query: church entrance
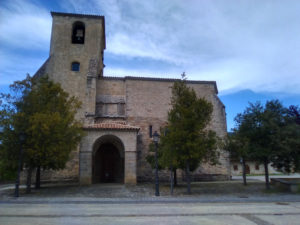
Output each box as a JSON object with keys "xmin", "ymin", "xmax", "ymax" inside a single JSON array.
[{"xmin": 92, "ymin": 135, "xmax": 124, "ymax": 183}]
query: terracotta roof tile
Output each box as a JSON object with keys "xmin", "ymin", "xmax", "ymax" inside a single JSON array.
[{"xmin": 83, "ymin": 122, "xmax": 140, "ymax": 131}]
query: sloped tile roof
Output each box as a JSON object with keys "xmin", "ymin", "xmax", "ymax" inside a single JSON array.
[{"xmin": 83, "ymin": 123, "xmax": 140, "ymax": 131}]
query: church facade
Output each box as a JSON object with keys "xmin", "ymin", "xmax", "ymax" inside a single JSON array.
[{"xmin": 35, "ymin": 12, "xmax": 230, "ymax": 185}]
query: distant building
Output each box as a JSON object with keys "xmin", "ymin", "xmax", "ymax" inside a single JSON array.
[
  {"xmin": 34, "ymin": 12, "xmax": 230, "ymax": 185},
  {"xmin": 231, "ymin": 160, "xmax": 280, "ymax": 176}
]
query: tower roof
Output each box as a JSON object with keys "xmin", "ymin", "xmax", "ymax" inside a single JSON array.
[{"xmin": 51, "ymin": 11, "xmax": 104, "ymax": 19}]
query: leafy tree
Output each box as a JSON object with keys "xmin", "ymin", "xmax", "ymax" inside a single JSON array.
[
  {"xmin": 271, "ymin": 105, "xmax": 300, "ymax": 173},
  {"xmin": 288, "ymin": 105, "xmax": 300, "ymax": 125},
  {"xmin": 225, "ymin": 130, "xmax": 250, "ymax": 185},
  {"xmin": 158, "ymin": 74, "xmax": 220, "ymax": 194},
  {"xmin": 233, "ymin": 100, "xmax": 300, "ymax": 189},
  {"xmin": 0, "ymin": 80, "xmax": 30, "ymax": 182},
  {"xmin": 0, "ymin": 75, "xmax": 84, "ymax": 192},
  {"xmin": 146, "ymin": 129, "xmax": 193, "ymax": 190}
]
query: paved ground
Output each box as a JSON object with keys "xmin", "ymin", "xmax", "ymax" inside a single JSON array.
[
  {"xmin": 1, "ymin": 179, "xmax": 300, "ymax": 224},
  {"xmin": 1, "ymin": 179, "xmax": 297, "ymax": 199},
  {"xmin": 1, "ymin": 201, "xmax": 300, "ymax": 225}
]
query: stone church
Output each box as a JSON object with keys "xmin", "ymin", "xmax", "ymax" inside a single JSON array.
[{"xmin": 34, "ymin": 12, "xmax": 230, "ymax": 185}]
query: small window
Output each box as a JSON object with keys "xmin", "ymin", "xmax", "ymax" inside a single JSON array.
[
  {"xmin": 255, "ymin": 164, "xmax": 260, "ymax": 170},
  {"xmin": 72, "ymin": 21, "xmax": 85, "ymax": 44},
  {"xmin": 233, "ymin": 165, "xmax": 238, "ymax": 171},
  {"xmin": 71, "ymin": 62, "xmax": 80, "ymax": 71},
  {"xmin": 149, "ymin": 125, "xmax": 153, "ymax": 138}
]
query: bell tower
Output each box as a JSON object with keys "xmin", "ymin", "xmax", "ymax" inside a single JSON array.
[{"xmin": 47, "ymin": 12, "xmax": 106, "ymax": 123}]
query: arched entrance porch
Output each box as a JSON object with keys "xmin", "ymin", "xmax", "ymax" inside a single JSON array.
[
  {"xmin": 80, "ymin": 125, "xmax": 139, "ymax": 185},
  {"xmin": 92, "ymin": 135, "xmax": 124, "ymax": 183}
]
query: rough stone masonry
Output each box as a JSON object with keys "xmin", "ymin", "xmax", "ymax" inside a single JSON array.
[{"xmin": 33, "ymin": 11, "xmax": 230, "ymax": 185}]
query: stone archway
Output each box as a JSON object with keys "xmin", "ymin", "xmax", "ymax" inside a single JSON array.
[
  {"xmin": 92, "ymin": 135, "xmax": 124, "ymax": 183},
  {"xmin": 79, "ymin": 127, "xmax": 138, "ymax": 185}
]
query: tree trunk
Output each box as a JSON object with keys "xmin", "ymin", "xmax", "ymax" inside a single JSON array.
[
  {"xmin": 174, "ymin": 169, "xmax": 177, "ymax": 186},
  {"xmin": 26, "ymin": 167, "xmax": 33, "ymax": 194},
  {"xmin": 264, "ymin": 159, "xmax": 270, "ymax": 190},
  {"xmin": 186, "ymin": 160, "xmax": 191, "ymax": 194},
  {"xmin": 35, "ymin": 166, "xmax": 41, "ymax": 189},
  {"xmin": 170, "ymin": 165, "xmax": 174, "ymax": 195},
  {"xmin": 241, "ymin": 158, "xmax": 247, "ymax": 186}
]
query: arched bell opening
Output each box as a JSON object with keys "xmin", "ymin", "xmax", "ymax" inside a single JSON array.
[
  {"xmin": 72, "ymin": 21, "xmax": 85, "ymax": 44},
  {"xmin": 92, "ymin": 135, "xmax": 124, "ymax": 183}
]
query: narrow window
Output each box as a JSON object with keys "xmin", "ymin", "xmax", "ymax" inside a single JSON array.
[
  {"xmin": 149, "ymin": 125, "xmax": 153, "ymax": 138},
  {"xmin": 233, "ymin": 165, "xmax": 238, "ymax": 171},
  {"xmin": 255, "ymin": 164, "xmax": 260, "ymax": 170},
  {"xmin": 72, "ymin": 21, "xmax": 85, "ymax": 44},
  {"xmin": 71, "ymin": 62, "xmax": 80, "ymax": 71}
]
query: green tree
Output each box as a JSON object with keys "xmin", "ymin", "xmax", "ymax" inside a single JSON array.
[
  {"xmin": 225, "ymin": 130, "xmax": 250, "ymax": 185},
  {"xmin": 233, "ymin": 100, "xmax": 300, "ymax": 189},
  {"xmin": 158, "ymin": 74, "xmax": 220, "ymax": 194},
  {"xmin": 288, "ymin": 105, "xmax": 300, "ymax": 125},
  {"xmin": 271, "ymin": 105, "xmax": 300, "ymax": 173},
  {"xmin": 0, "ymin": 75, "xmax": 84, "ymax": 192}
]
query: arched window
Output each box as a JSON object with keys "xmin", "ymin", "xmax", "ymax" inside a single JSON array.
[
  {"xmin": 72, "ymin": 21, "xmax": 85, "ymax": 44},
  {"xmin": 71, "ymin": 62, "xmax": 80, "ymax": 71}
]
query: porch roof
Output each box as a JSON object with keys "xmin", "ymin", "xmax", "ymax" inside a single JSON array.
[{"xmin": 83, "ymin": 122, "xmax": 140, "ymax": 131}]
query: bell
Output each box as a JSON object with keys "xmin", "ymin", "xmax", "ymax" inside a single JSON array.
[{"xmin": 76, "ymin": 29, "xmax": 83, "ymax": 37}]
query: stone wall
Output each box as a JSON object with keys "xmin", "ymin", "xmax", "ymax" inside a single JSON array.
[
  {"xmin": 20, "ymin": 147, "xmax": 79, "ymax": 184},
  {"xmin": 33, "ymin": 12, "xmax": 229, "ymax": 184},
  {"xmin": 47, "ymin": 14, "xmax": 105, "ymax": 123},
  {"xmin": 96, "ymin": 78, "xmax": 125, "ymax": 96},
  {"xmin": 34, "ymin": 13, "xmax": 106, "ymax": 182},
  {"xmin": 231, "ymin": 161, "xmax": 280, "ymax": 176},
  {"xmin": 123, "ymin": 78, "xmax": 230, "ymax": 182},
  {"xmin": 30, "ymin": 75, "xmax": 229, "ymax": 183}
]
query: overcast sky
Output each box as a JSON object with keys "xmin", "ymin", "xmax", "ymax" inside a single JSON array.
[{"xmin": 1, "ymin": 0, "xmax": 299, "ymax": 130}]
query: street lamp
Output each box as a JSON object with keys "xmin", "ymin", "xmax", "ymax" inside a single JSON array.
[
  {"xmin": 15, "ymin": 132, "xmax": 26, "ymax": 197},
  {"xmin": 163, "ymin": 128, "xmax": 174, "ymax": 195},
  {"xmin": 153, "ymin": 131, "xmax": 160, "ymax": 196}
]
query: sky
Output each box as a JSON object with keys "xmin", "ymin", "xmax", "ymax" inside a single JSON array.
[{"xmin": 1, "ymin": 0, "xmax": 300, "ymax": 130}]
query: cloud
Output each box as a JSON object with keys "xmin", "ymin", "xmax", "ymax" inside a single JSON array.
[
  {"xmin": 0, "ymin": 49, "xmax": 46, "ymax": 85},
  {"xmin": 2, "ymin": 0, "xmax": 300, "ymax": 95},
  {"xmin": 0, "ymin": 0, "xmax": 51, "ymax": 50},
  {"xmin": 0, "ymin": 0, "xmax": 51, "ymax": 85},
  {"xmin": 104, "ymin": 65, "xmax": 182, "ymax": 79},
  {"xmin": 61, "ymin": 0, "xmax": 300, "ymax": 94}
]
